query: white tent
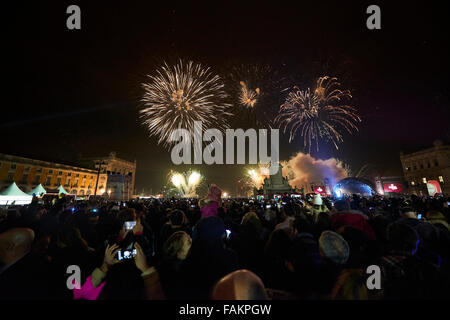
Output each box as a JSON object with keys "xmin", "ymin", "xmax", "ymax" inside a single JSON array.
[
  {"xmin": 28, "ymin": 184, "xmax": 47, "ymax": 197},
  {"xmin": 0, "ymin": 182, "xmax": 33, "ymax": 205},
  {"xmin": 57, "ymin": 185, "xmax": 69, "ymax": 195}
]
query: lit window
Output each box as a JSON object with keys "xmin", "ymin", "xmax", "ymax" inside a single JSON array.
[
  {"xmin": 422, "ymin": 178, "xmax": 427, "ymax": 183},
  {"xmin": 439, "ymin": 176, "xmax": 444, "ymax": 183}
]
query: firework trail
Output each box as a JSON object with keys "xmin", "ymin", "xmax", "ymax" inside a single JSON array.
[
  {"xmin": 275, "ymin": 76, "xmax": 361, "ymax": 153},
  {"xmin": 169, "ymin": 170, "xmax": 203, "ymax": 198},
  {"xmin": 140, "ymin": 60, "xmax": 232, "ymax": 148},
  {"xmin": 226, "ymin": 64, "xmax": 284, "ymax": 129}
]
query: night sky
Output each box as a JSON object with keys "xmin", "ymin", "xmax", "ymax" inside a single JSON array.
[{"xmin": 2, "ymin": 1, "xmax": 449, "ymax": 194}]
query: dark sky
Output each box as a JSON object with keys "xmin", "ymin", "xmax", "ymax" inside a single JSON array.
[{"xmin": 2, "ymin": 1, "xmax": 449, "ymax": 194}]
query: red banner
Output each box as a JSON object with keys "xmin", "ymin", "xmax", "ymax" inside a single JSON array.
[
  {"xmin": 427, "ymin": 180, "xmax": 441, "ymax": 196},
  {"xmin": 383, "ymin": 183, "xmax": 403, "ymax": 193},
  {"xmin": 314, "ymin": 186, "xmax": 326, "ymax": 194}
]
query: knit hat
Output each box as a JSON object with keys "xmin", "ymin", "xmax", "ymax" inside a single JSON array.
[
  {"xmin": 206, "ymin": 184, "xmax": 222, "ymax": 203},
  {"xmin": 319, "ymin": 231, "xmax": 350, "ymax": 265},
  {"xmin": 313, "ymin": 194, "xmax": 323, "ymax": 206}
]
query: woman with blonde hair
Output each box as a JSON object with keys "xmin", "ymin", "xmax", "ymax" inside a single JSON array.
[{"xmin": 158, "ymin": 231, "xmax": 193, "ymax": 299}]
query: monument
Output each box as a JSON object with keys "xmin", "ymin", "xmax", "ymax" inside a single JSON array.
[{"xmin": 255, "ymin": 163, "xmax": 294, "ymax": 198}]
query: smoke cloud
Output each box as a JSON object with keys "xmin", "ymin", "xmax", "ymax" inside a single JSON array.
[{"xmin": 281, "ymin": 152, "xmax": 348, "ymax": 189}]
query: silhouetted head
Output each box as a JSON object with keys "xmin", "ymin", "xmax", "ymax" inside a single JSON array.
[
  {"xmin": 211, "ymin": 269, "xmax": 268, "ymax": 300},
  {"xmin": 0, "ymin": 228, "xmax": 35, "ymax": 265}
]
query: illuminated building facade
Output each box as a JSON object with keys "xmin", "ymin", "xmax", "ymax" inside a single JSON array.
[
  {"xmin": 0, "ymin": 153, "xmax": 99, "ymax": 196},
  {"xmin": 400, "ymin": 140, "xmax": 449, "ymax": 196},
  {"xmin": 85, "ymin": 152, "xmax": 136, "ymax": 201}
]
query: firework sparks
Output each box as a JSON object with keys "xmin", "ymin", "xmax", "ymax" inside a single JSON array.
[
  {"xmin": 239, "ymin": 81, "xmax": 260, "ymax": 108},
  {"xmin": 275, "ymin": 76, "xmax": 361, "ymax": 153},
  {"xmin": 243, "ymin": 164, "xmax": 270, "ymax": 190},
  {"xmin": 140, "ymin": 60, "xmax": 232, "ymax": 148},
  {"xmin": 227, "ymin": 64, "xmax": 284, "ymax": 128},
  {"xmin": 169, "ymin": 170, "xmax": 203, "ymax": 198}
]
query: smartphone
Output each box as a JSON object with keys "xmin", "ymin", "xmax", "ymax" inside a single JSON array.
[
  {"xmin": 225, "ymin": 229, "xmax": 231, "ymax": 238},
  {"xmin": 92, "ymin": 208, "xmax": 98, "ymax": 213},
  {"xmin": 117, "ymin": 248, "xmax": 137, "ymax": 261},
  {"xmin": 417, "ymin": 214, "xmax": 422, "ymax": 219},
  {"xmin": 191, "ymin": 205, "xmax": 195, "ymax": 208},
  {"xmin": 266, "ymin": 204, "xmax": 271, "ymax": 209},
  {"xmin": 124, "ymin": 221, "xmax": 136, "ymax": 230}
]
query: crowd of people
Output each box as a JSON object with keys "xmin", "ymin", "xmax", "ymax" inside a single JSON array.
[{"xmin": 1, "ymin": 184, "xmax": 449, "ymax": 300}]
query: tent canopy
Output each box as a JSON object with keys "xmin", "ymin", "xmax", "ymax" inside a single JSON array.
[
  {"xmin": 57, "ymin": 185, "xmax": 69, "ymax": 195},
  {"xmin": 28, "ymin": 184, "xmax": 47, "ymax": 196},
  {"xmin": 0, "ymin": 182, "xmax": 31, "ymax": 197},
  {"xmin": 0, "ymin": 182, "xmax": 33, "ymax": 205}
]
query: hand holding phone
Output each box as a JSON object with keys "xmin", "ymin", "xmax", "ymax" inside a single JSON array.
[
  {"xmin": 134, "ymin": 242, "xmax": 149, "ymax": 273},
  {"xmin": 125, "ymin": 221, "xmax": 136, "ymax": 230},
  {"xmin": 102, "ymin": 244, "xmax": 120, "ymax": 271}
]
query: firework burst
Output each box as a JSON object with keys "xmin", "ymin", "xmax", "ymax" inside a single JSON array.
[
  {"xmin": 168, "ymin": 170, "xmax": 203, "ymax": 198},
  {"xmin": 140, "ymin": 60, "xmax": 232, "ymax": 148},
  {"xmin": 226, "ymin": 64, "xmax": 284, "ymax": 129},
  {"xmin": 275, "ymin": 76, "xmax": 361, "ymax": 153}
]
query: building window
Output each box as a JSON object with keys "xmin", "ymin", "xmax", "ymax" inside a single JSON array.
[
  {"xmin": 439, "ymin": 176, "xmax": 444, "ymax": 183},
  {"xmin": 419, "ymin": 164, "xmax": 424, "ymax": 169},
  {"xmin": 434, "ymin": 160, "xmax": 439, "ymax": 167},
  {"xmin": 413, "ymin": 165, "xmax": 417, "ymax": 171},
  {"xmin": 68, "ymin": 172, "xmax": 71, "ymax": 176},
  {"xmin": 427, "ymin": 163, "xmax": 431, "ymax": 168},
  {"xmin": 21, "ymin": 174, "xmax": 29, "ymax": 183},
  {"xmin": 35, "ymin": 176, "xmax": 41, "ymax": 183},
  {"xmin": 24, "ymin": 166, "xmax": 30, "ymax": 172},
  {"xmin": 45, "ymin": 178, "xmax": 51, "ymax": 185},
  {"xmin": 11, "ymin": 164, "xmax": 16, "ymax": 169},
  {"xmin": 37, "ymin": 168, "xmax": 42, "ymax": 173},
  {"xmin": 7, "ymin": 173, "xmax": 14, "ymax": 182},
  {"xmin": 422, "ymin": 177, "xmax": 427, "ymax": 183},
  {"xmin": 58, "ymin": 171, "xmax": 62, "ymax": 175},
  {"xmin": 76, "ymin": 174, "xmax": 79, "ymax": 177},
  {"xmin": 56, "ymin": 178, "xmax": 61, "ymax": 185}
]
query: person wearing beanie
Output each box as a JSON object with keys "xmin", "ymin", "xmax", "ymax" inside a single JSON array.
[
  {"xmin": 318, "ymin": 231, "xmax": 350, "ymax": 265},
  {"xmin": 317, "ymin": 231, "xmax": 350, "ymax": 298},
  {"xmin": 199, "ymin": 184, "xmax": 223, "ymax": 218},
  {"xmin": 310, "ymin": 194, "xmax": 329, "ymax": 222}
]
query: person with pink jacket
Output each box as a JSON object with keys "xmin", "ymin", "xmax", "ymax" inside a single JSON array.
[{"xmin": 199, "ymin": 184, "xmax": 223, "ymax": 218}]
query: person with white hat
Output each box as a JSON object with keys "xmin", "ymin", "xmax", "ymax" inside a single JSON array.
[{"xmin": 310, "ymin": 194, "xmax": 329, "ymax": 222}]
